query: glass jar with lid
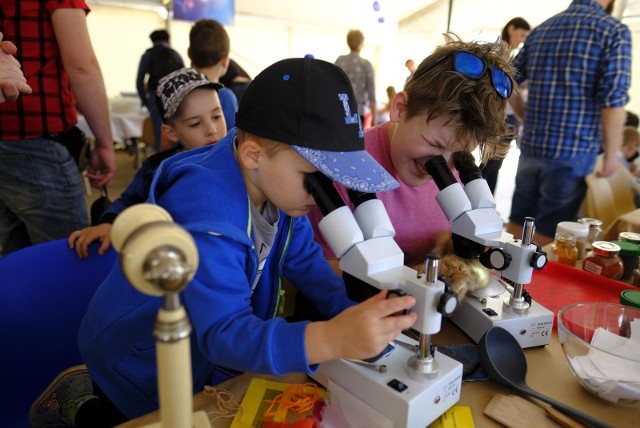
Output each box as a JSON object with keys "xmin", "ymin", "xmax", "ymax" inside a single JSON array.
[
  {"xmin": 549, "ymin": 232, "xmax": 578, "ymax": 266},
  {"xmin": 556, "ymin": 221, "xmax": 589, "ymax": 259},
  {"xmin": 618, "ymin": 231, "xmax": 640, "ymax": 244},
  {"xmin": 578, "ymin": 218, "xmax": 603, "ymax": 252},
  {"xmin": 609, "ymin": 240, "xmax": 640, "ymax": 281},
  {"xmin": 582, "ymin": 241, "xmax": 624, "ymax": 280}
]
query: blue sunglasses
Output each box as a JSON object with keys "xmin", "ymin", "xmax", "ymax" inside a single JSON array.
[{"xmin": 411, "ymin": 51, "xmax": 512, "ymax": 99}]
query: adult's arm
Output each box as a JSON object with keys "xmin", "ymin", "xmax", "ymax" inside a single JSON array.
[
  {"xmin": 508, "ymin": 89, "xmax": 525, "ymax": 121},
  {"xmin": 597, "ymin": 106, "xmax": 626, "ymax": 177},
  {"xmin": 51, "ymin": 8, "xmax": 116, "ymax": 188},
  {"xmin": 0, "ymin": 32, "xmax": 32, "ymax": 103}
]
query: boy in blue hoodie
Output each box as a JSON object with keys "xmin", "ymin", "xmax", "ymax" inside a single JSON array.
[
  {"xmin": 67, "ymin": 68, "xmax": 227, "ymax": 259},
  {"xmin": 31, "ymin": 57, "xmax": 417, "ymax": 426}
]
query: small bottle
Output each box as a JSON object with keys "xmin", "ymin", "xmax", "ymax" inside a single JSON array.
[
  {"xmin": 582, "ymin": 241, "xmax": 624, "ymax": 280},
  {"xmin": 549, "ymin": 232, "xmax": 578, "ymax": 266},
  {"xmin": 578, "ymin": 218, "xmax": 603, "ymax": 252}
]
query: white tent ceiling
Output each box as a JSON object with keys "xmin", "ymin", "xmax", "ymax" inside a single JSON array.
[{"xmin": 235, "ymin": 0, "xmax": 640, "ymax": 37}]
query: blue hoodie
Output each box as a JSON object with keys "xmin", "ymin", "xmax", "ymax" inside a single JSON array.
[{"xmin": 78, "ymin": 129, "xmax": 353, "ymax": 418}]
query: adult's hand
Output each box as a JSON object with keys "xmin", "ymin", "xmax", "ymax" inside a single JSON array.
[{"xmin": 0, "ymin": 32, "xmax": 32, "ymax": 103}]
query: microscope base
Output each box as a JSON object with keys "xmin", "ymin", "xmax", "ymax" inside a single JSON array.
[
  {"xmin": 138, "ymin": 410, "xmax": 212, "ymax": 428},
  {"xmin": 310, "ymin": 337, "xmax": 463, "ymax": 428},
  {"xmin": 450, "ymin": 284, "xmax": 554, "ymax": 348}
]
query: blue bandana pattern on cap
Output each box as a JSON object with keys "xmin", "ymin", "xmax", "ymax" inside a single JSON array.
[{"xmin": 292, "ymin": 146, "xmax": 398, "ymax": 193}]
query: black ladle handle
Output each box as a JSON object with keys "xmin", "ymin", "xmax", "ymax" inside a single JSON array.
[
  {"xmin": 516, "ymin": 383, "xmax": 612, "ymax": 428},
  {"xmin": 479, "ymin": 327, "xmax": 612, "ymax": 428}
]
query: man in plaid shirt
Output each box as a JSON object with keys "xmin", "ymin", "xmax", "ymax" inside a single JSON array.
[
  {"xmin": 0, "ymin": 0, "xmax": 116, "ymax": 255},
  {"xmin": 506, "ymin": 0, "xmax": 631, "ymax": 246}
]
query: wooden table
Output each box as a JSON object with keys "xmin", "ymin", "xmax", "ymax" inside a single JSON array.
[{"xmin": 119, "ymin": 320, "xmax": 637, "ymax": 428}]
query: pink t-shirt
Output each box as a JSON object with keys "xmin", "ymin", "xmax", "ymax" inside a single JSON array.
[{"xmin": 307, "ymin": 121, "xmax": 456, "ymax": 267}]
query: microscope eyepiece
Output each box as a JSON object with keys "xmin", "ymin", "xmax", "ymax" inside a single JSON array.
[
  {"xmin": 304, "ymin": 172, "xmax": 345, "ymax": 216},
  {"xmin": 425, "ymin": 155, "xmax": 457, "ymax": 190},
  {"xmin": 451, "ymin": 151, "xmax": 482, "ymax": 185},
  {"xmin": 347, "ymin": 189, "xmax": 377, "ymax": 208}
]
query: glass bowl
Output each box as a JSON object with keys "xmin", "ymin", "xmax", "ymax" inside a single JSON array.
[{"xmin": 557, "ymin": 302, "xmax": 640, "ymax": 407}]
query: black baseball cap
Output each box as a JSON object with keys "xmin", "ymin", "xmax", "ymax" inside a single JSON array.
[{"xmin": 235, "ymin": 57, "xmax": 398, "ymax": 193}]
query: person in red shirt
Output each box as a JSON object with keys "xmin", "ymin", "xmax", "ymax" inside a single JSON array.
[{"xmin": 0, "ymin": 0, "xmax": 116, "ymax": 255}]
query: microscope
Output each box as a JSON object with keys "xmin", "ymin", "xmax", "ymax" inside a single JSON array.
[
  {"xmin": 425, "ymin": 153, "xmax": 553, "ymax": 348},
  {"xmin": 306, "ymin": 173, "xmax": 463, "ymax": 428},
  {"xmin": 111, "ymin": 204, "xmax": 212, "ymax": 428}
]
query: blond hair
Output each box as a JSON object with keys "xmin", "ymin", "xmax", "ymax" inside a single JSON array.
[{"xmin": 405, "ymin": 34, "xmax": 514, "ymax": 163}]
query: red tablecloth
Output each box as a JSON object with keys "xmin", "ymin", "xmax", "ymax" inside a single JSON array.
[{"xmin": 527, "ymin": 261, "xmax": 636, "ymax": 328}]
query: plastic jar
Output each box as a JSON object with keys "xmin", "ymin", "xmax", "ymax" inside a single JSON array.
[
  {"xmin": 582, "ymin": 241, "xmax": 624, "ymax": 280},
  {"xmin": 556, "ymin": 221, "xmax": 589, "ymax": 259},
  {"xmin": 609, "ymin": 240, "xmax": 640, "ymax": 281},
  {"xmin": 549, "ymin": 232, "xmax": 578, "ymax": 266},
  {"xmin": 578, "ymin": 218, "xmax": 603, "ymax": 252}
]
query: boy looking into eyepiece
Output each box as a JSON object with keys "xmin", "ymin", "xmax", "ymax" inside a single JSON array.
[
  {"xmin": 30, "ymin": 57, "xmax": 416, "ymax": 426},
  {"xmin": 305, "ymin": 35, "xmax": 515, "ymax": 304},
  {"xmin": 67, "ymin": 68, "xmax": 226, "ymax": 258}
]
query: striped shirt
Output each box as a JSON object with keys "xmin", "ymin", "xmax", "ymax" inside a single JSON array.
[
  {"xmin": 0, "ymin": 0, "xmax": 89, "ymax": 140},
  {"xmin": 513, "ymin": 0, "xmax": 631, "ymax": 162}
]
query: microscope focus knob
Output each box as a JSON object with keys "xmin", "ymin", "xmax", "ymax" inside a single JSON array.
[
  {"xmin": 479, "ymin": 248, "xmax": 512, "ymax": 271},
  {"xmin": 437, "ymin": 292, "xmax": 458, "ymax": 317},
  {"xmin": 530, "ymin": 251, "xmax": 548, "ymax": 271}
]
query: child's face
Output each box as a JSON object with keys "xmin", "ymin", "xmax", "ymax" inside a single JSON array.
[
  {"xmin": 389, "ymin": 103, "xmax": 470, "ymax": 187},
  {"xmin": 164, "ymin": 88, "xmax": 227, "ymax": 150},
  {"xmin": 622, "ymin": 141, "xmax": 639, "ymax": 158},
  {"xmin": 244, "ymin": 144, "xmax": 318, "ymax": 217}
]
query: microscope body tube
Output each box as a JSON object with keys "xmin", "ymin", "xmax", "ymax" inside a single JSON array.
[
  {"xmin": 318, "ymin": 207, "xmax": 364, "ymax": 258},
  {"xmin": 353, "ymin": 199, "xmax": 396, "ymax": 240},
  {"xmin": 463, "ymin": 179, "xmax": 496, "ymax": 210}
]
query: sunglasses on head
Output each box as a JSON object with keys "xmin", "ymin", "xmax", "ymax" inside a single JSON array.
[{"xmin": 410, "ymin": 51, "xmax": 512, "ymax": 99}]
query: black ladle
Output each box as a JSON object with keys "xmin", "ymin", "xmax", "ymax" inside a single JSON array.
[{"xmin": 479, "ymin": 326, "xmax": 611, "ymax": 428}]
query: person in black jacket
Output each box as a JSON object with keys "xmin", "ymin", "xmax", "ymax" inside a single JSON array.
[{"xmin": 135, "ymin": 29, "xmax": 185, "ymax": 152}]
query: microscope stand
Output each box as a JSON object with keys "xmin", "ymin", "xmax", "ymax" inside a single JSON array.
[
  {"xmin": 450, "ymin": 277, "xmax": 554, "ymax": 348},
  {"xmin": 310, "ymin": 334, "xmax": 463, "ymax": 428}
]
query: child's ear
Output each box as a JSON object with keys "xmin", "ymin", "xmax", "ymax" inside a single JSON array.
[
  {"xmin": 237, "ymin": 139, "xmax": 262, "ymax": 170},
  {"xmin": 161, "ymin": 123, "xmax": 179, "ymax": 143},
  {"xmin": 389, "ymin": 91, "xmax": 409, "ymax": 122},
  {"xmin": 220, "ymin": 55, "xmax": 230, "ymax": 69}
]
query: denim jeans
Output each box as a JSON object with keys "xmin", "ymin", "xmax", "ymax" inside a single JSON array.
[
  {"xmin": 0, "ymin": 138, "xmax": 89, "ymax": 255},
  {"xmin": 509, "ymin": 153, "xmax": 588, "ymax": 238}
]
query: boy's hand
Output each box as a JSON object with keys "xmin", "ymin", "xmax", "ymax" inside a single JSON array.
[
  {"xmin": 305, "ymin": 290, "xmax": 417, "ymax": 364},
  {"xmin": 68, "ymin": 223, "xmax": 113, "ymax": 259}
]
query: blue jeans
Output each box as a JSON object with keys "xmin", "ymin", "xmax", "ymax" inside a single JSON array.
[
  {"xmin": 0, "ymin": 138, "xmax": 89, "ymax": 255},
  {"xmin": 509, "ymin": 154, "xmax": 588, "ymax": 238}
]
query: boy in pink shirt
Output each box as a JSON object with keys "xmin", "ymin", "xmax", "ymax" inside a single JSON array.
[{"xmin": 305, "ymin": 35, "xmax": 515, "ymax": 307}]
